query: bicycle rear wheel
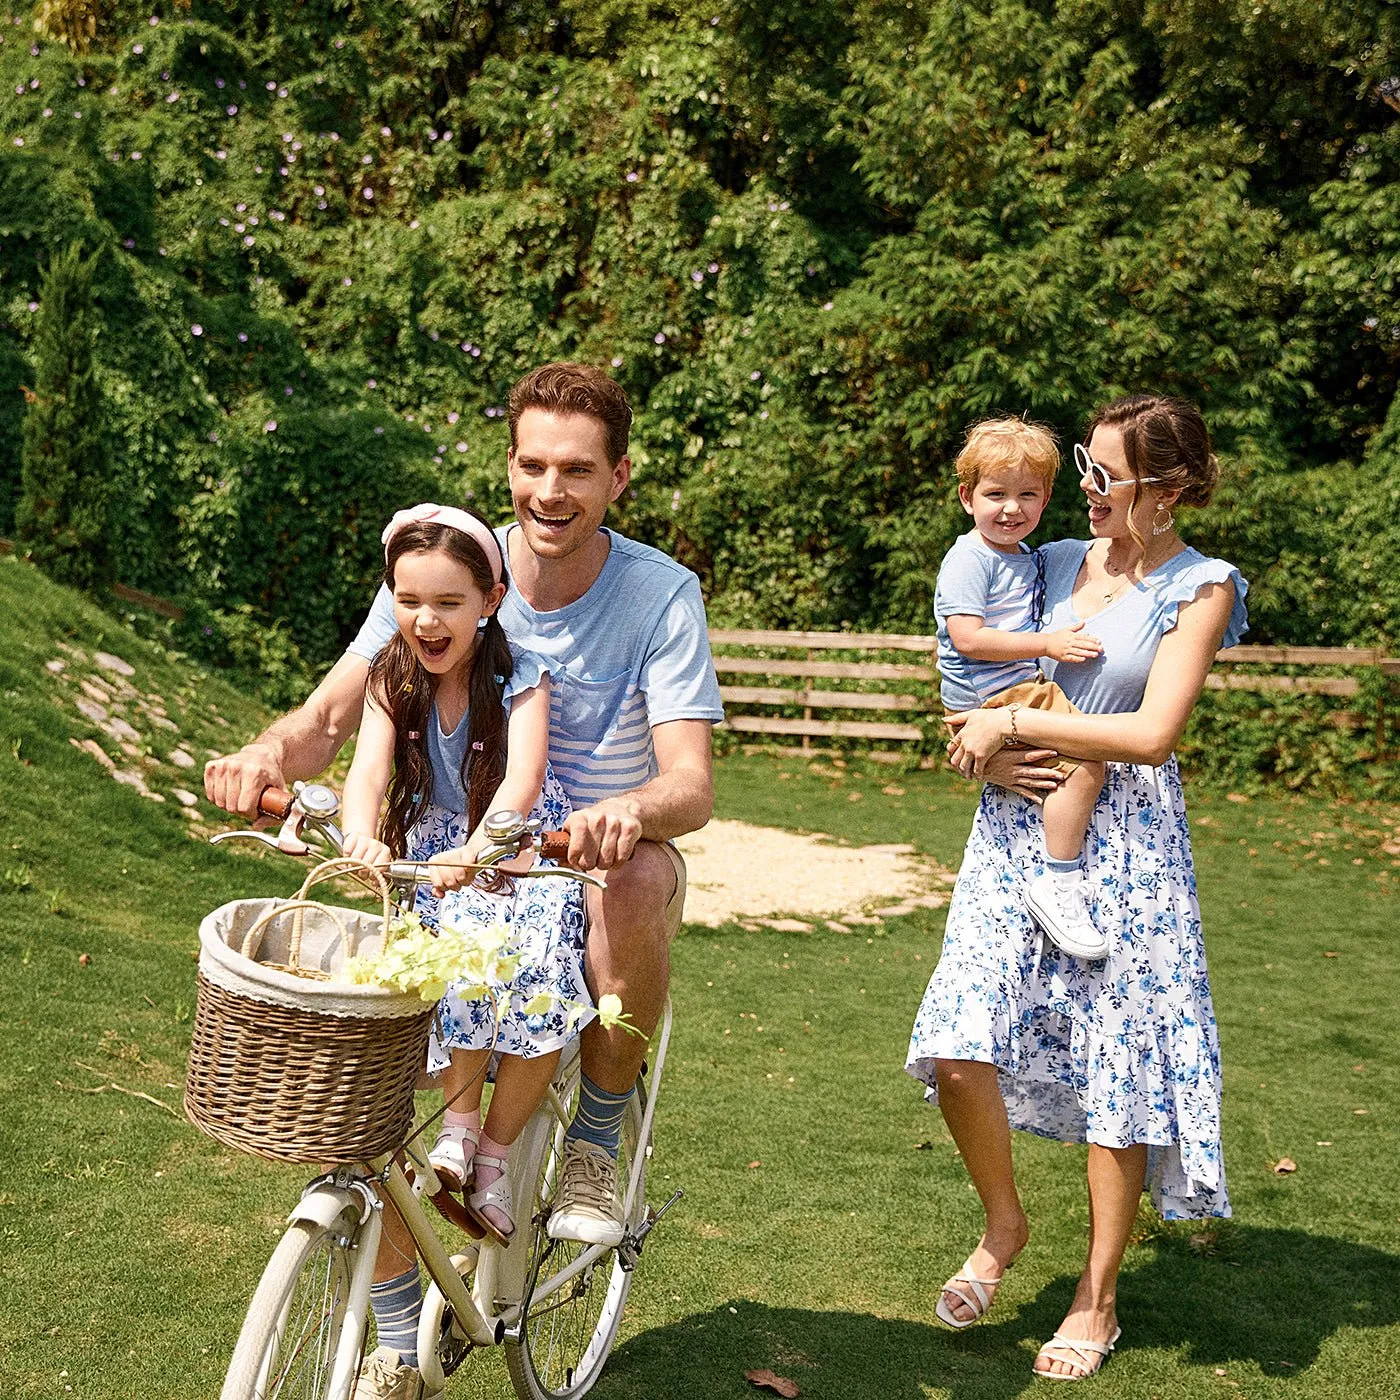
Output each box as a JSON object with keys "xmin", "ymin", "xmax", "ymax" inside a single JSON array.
[
  {"xmin": 221, "ymin": 1217, "xmax": 361, "ymax": 1400},
  {"xmin": 504, "ymin": 1070, "xmax": 647, "ymax": 1400}
]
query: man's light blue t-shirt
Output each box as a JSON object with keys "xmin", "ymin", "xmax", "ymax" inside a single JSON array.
[
  {"xmin": 935, "ymin": 531, "xmax": 1043, "ymax": 710},
  {"xmin": 348, "ymin": 525, "xmax": 724, "ymax": 810}
]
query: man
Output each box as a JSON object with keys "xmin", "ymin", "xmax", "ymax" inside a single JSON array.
[{"xmin": 205, "ymin": 363, "xmax": 723, "ymax": 1399}]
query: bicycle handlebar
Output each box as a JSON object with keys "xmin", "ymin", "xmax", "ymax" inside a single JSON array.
[
  {"xmin": 251, "ymin": 783, "xmax": 577, "ymax": 875},
  {"xmin": 257, "ymin": 785, "xmax": 295, "ymax": 821}
]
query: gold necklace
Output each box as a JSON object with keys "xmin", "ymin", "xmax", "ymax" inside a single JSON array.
[{"xmin": 1098, "ymin": 538, "xmax": 1177, "ymax": 604}]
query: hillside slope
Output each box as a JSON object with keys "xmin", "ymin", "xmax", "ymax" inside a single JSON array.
[{"xmin": 0, "ymin": 553, "xmax": 323, "ymax": 1397}]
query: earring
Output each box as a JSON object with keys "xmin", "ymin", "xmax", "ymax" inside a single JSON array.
[
  {"xmin": 477, "ymin": 616, "xmax": 489, "ymax": 631},
  {"xmin": 1152, "ymin": 504, "xmax": 1174, "ymax": 537}
]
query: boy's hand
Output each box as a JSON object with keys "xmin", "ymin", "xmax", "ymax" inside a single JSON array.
[
  {"xmin": 1043, "ymin": 623, "xmax": 1103, "ymax": 664},
  {"xmin": 342, "ymin": 832, "xmax": 392, "ymax": 869}
]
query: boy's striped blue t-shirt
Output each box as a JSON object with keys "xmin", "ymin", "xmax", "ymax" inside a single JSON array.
[
  {"xmin": 935, "ymin": 530, "xmax": 1043, "ymax": 710},
  {"xmin": 347, "ymin": 525, "xmax": 724, "ymax": 811}
]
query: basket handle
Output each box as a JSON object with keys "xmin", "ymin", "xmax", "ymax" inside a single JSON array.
[
  {"xmin": 295, "ymin": 856, "xmax": 395, "ymax": 930},
  {"xmin": 239, "ymin": 898, "xmax": 352, "ymax": 970},
  {"xmin": 239, "ymin": 856, "xmax": 394, "ymax": 970}
]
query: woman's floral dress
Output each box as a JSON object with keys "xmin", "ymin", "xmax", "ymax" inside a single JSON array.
[{"xmin": 906, "ymin": 543, "xmax": 1248, "ymax": 1219}]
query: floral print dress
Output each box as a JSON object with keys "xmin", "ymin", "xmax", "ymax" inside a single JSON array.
[
  {"xmin": 405, "ymin": 648, "xmax": 592, "ymax": 1065},
  {"xmin": 906, "ymin": 543, "xmax": 1248, "ymax": 1219}
]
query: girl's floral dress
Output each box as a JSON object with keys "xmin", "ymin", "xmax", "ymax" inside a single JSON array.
[
  {"xmin": 406, "ymin": 650, "xmax": 592, "ymax": 1065},
  {"xmin": 906, "ymin": 543, "xmax": 1248, "ymax": 1219}
]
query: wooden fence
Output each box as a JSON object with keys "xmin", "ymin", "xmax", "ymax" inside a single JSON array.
[
  {"xmin": 5, "ymin": 537, "xmax": 1395, "ymax": 753},
  {"xmin": 711, "ymin": 630, "xmax": 1400, "ymax": 757}
]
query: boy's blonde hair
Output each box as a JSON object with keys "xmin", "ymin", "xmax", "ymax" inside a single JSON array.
[{"xmin": 955, "ymin": 417, "xmax": 1060, "ymax": 491}]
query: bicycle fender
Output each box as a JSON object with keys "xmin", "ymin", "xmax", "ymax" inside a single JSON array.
[{"xmin": 288, "ymin": 1185, "xmax": 362, "ymax": 1232}]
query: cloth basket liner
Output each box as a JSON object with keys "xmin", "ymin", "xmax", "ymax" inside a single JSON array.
[{"xmin": 198, "ymin": 897, "xmax": 427, "ymax": 1019}]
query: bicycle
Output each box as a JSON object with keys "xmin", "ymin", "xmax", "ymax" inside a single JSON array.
[{"xmin": 204, "ymin": 782, "xmax": 682, "ymax": 1400}]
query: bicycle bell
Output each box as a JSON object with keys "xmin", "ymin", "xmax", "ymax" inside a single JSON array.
[{"xmin": 294, "ymin": 781, "xmax": 342, "ymax": 821}]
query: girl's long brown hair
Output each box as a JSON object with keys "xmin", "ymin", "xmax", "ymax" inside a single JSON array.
[{"xmin": 368, "ymin": 516, "xmax": 513, "ymax": 858}]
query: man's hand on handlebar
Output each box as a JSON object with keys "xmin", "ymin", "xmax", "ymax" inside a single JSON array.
[
  {"xmin": 563, "ymin": 798, "xmax": 643, "ymax": 871},
  {"xmin": 205, "ymin": 743, "xmax": 286, "ymax": 820}
]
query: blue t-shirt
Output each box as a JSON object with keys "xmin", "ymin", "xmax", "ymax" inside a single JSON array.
[
  {"xmin": 349, "ymin": 525, "xmax": 725, "ymax": 809},
  {"xmin": 1039, "ymin": 539, "xmax": 1249, "ymax": 714},
  {"xmin": 935, "ymin": 531, "xmax": 1044, "ymax": 710},
  {"xmin": 425, "ymin": 647, "xmax": 552, "ymax": 813}
]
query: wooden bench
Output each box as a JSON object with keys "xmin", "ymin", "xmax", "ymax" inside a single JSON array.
[{"xmin": 711, "ymin": 630, "xmax": 1400, "ymax": 756}]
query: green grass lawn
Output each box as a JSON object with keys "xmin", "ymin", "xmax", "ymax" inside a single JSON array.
[{"xmin": 2, "ymin": 554, "xmax": 1399, "ymax": 1399}]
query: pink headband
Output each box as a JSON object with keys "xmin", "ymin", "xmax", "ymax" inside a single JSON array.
[{"xmin": 381, "ymin": 502, "xmax": 504, "ymax": 585}]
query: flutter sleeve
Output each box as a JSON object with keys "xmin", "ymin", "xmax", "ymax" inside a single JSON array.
[
  {"xmin": 1157, "ymin": 556, "xmax": 1250, "ymax": 650},
  {"xmin": 503, "ymin": 646, "xmax": 555, "ymax": 704}
]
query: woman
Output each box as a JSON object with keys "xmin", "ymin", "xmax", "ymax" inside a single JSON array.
[{"xmin": 906, "ymin": 394, "xmax": 1248, "ymax": 1381}]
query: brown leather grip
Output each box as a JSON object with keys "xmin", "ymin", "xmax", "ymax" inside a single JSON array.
[
  {"xmin": 257, "ymin": 785, "xmax": 295, "ymax": 820},
  {"xmin": 537, "ymin": 831, "xmax": 571, "ymax": 861}
]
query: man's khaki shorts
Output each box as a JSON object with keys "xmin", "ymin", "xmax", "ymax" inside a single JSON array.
[
  {"xmin": 658, "ymin": 840, "xmax": 687, "ymax": 941},
  {"xmin": 947, "ymin": 677, "xmax": 1082, "ymax": 779}
]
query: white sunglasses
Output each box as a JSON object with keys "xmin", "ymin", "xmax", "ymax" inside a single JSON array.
[{"xmin": 1074, "ymin": 442, "xmax": 1162, "ymax": 496}]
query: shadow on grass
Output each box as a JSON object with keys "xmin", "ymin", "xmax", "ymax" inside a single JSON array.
[{"xmin": 601, "ymin": 1227, "xmax": 1400, "ymax": 1398}]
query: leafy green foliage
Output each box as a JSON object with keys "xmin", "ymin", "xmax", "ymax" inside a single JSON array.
[
  {"xmin": 0, "ymin": 0, "xmax": 1397, "ymax": 659},
  {"xmin": 15, "ymin": 239, "xmax": 112, "ymax": 590}
]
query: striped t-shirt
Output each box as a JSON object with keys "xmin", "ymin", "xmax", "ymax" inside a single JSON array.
[
  {"xmin": 347, "ymin": 525, "xmax": 724, "ymax": 811},
  {"xmin": 935, "ymin": 530, "xmax": 1043, "ymax": 710}
]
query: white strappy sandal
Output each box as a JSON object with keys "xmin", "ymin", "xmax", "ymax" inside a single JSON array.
[
  {"xmin": 934, "ymin": 1255, "xmax": 1013, "ymax": 1329},
  {"xmin": 466, "ymin": 1152, "xmax": 515, "ymax": 1245},
  {"xmin": 428, "ymin": 1123, "xmax": 479, "ymax": 1192},
  {"xmin": 1034, "ymin": 1326, "xmax": 1121, "ymax": 1381}
]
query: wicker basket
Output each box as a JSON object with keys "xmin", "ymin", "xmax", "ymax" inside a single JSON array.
[{"xmin": 184, "ymin": 859, "xmax": 434, "ymax": 1164}]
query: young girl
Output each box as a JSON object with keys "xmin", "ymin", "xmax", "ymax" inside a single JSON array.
[{"xmin": 341, "ymin": 502, "xmax": 592, "ymax": 1253}]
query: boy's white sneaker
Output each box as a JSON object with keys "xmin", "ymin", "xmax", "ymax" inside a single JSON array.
[{"xmin": 1026, "ymin": 872, "xmax": 1111, "ymax": 960}]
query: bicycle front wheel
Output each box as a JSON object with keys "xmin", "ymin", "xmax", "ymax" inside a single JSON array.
[
  {"xmin": 504, "ymin": 1071, "xmax": 647, "ymax": 1400},
  {"xmin": 221, "ymin": 1218, "xmax": 361, "ymax": 1400}
]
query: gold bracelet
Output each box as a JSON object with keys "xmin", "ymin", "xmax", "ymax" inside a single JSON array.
[{"xmin": 1006, "ymin": 703, "xmax": 1022, "ymax": 746}]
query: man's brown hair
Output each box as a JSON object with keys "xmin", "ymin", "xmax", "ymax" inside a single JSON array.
[{"xmin": 508, "ymin": 362, "xmax": 633, "ymax": 466}]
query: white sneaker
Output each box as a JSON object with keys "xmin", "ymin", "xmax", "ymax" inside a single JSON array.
[
  {"xmin": 547, "ymin": 1140, "xmax": 625, "ymax": 1247},
  {"xmin": 354, "ymin": 1347, "xmax": 443, "ymax": 1400},
  {"xmin": 1026, "ymin": 872, "xmax": 1111, "ymax": 960}
]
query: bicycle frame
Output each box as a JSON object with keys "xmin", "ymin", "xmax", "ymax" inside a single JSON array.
[{"xmin": 283, "ymin": 995, "xmax": 675, "ymax": 1400}]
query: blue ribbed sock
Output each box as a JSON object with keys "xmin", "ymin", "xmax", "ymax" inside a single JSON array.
[
  {"xmin": 565, "ymin": 1073, "xmax": 633, "ymax": 1158},
  {"xmin": 1045, "ymin": 856, "xmax": 1080, "ymax": 875},
  {"xmin": 369, "ymin": 1265, "xmax": 422, "ymax": 1368}
]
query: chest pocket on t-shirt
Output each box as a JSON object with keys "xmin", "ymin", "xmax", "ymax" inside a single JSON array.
[{"xmin": 552, "ymin": 670, "xmax": 637, "ymax": 745}]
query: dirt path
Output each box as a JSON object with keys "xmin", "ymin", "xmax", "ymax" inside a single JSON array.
[{"xmin": 672, "ymin": 819, "xmax": 955, "ymax": 931}]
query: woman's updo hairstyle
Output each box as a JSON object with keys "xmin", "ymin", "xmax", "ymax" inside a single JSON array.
[{"xmin": 1084, "ymin": 394, "xmax": 1220, "ymax": 509}]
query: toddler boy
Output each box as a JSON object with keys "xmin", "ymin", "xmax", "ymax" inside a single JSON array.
[{"xmin": 935, "ymin": 419, "xmax": 1109, "ymax": 959}]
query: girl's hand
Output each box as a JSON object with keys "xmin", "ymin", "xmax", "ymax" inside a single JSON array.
[
  {"xmin": 342, "ymin": 831, "xmax": 392, "ymax": 868},
  {"xmin": 1043, "ymin": 622, "xmax": 1103, "ymax": 665},
  {"xmin": 944, "ymin": 708, "xmax": 1015, "ymax": 776},
  {"xmin": 428, "ymin": 846, "xmax": 476, "ymax": 896}
]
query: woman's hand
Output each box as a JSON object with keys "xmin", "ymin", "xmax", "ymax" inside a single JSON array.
[
  {"xmin": 342, "ymin": 831, "xmax": 392, "ymax": 868},
  {"xmin": 1042, "ymin": 622, "xmax": 1103, "ymax": 665},
  {"xmin": 973, "ymin": 746, "xmax": 1068, "ymax": 804},
  {"xmin": 944, "ymin": 708, "xmax": 1015, "ymax": 775}
]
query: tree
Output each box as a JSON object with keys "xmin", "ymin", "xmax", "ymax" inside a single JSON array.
[{"xmin": 16, "ymin": 242, "xmax": 113, "ymax": 593}]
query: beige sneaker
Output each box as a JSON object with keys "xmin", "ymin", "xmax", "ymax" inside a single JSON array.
[
  {"xmin": 547, "ymin": 1140, "xmax": 625, "ymax": 1247},
  {"xmin": 354, "ymin": 1346, "xmax": 443, "ymax": 1400}
]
